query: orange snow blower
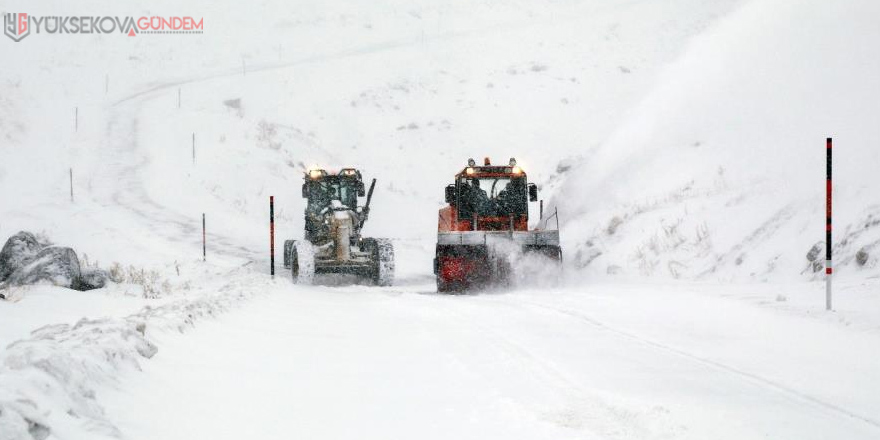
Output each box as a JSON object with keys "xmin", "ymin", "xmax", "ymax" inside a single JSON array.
[{"xmin": 433, "ymin": 157, "xmax": 561, "ymax": 292}]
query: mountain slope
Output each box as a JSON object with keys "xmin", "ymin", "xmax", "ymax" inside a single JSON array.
[{"xmin": 553, "ymin": 0, "xmax": 880, "ymax": 282}]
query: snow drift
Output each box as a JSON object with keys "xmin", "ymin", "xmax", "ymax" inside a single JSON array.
[{"xmin": 0, "ymin": 266, "xmax": 267, "ymax": 440}]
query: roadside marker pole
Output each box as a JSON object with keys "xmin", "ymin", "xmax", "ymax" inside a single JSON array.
[
  {"xmin": 69, "ymin": 168, "xmax": 74, "ymax": 202},
  {"xmin": 202, "ymin": 213, "xmax": 206, "ymax": 262},
  {"xmin": 192, "ymin": 133, "xmax": 196, "ymax": 165},
  {"xmin": 826, "ymin": 137, "xmax": 833, "ymax": 311},
  {"xmin": 270, "ymin": 196, "xmax": 275, "ymax": 277}
]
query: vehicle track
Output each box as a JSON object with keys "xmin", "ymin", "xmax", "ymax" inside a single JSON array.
[
  {"xmin": 431, "ymin": 296, "xmax": 658, "ymax": 439},
  {"xmin": 102, "ymin": 107, "xmax": 257, "ymax": 262},
  {"xmin": 508, "ymin": 296, "xmax": 880, "ymax": 432}
]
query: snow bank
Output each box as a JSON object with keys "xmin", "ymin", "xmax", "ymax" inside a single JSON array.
[
  {"xmin": 554, "ymin": 0, "xmax": 880, "ymax": 282},
  {"xmin": 0, "ymin": 267, "xmax": 267, "ymax": 440}
]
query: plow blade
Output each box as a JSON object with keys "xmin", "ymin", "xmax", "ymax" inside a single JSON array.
[{"xmin": 434, "ymin": 231, "xmax": 561, "ymax": 292}]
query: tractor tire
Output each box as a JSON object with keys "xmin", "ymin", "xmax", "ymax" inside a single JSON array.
[
  {"xmin": 290, "ymin": 240, "xmax": 315, "ymax": 284},
  {"xmin": 369, "ymin": 238, "xmax": 395, "ymax": 286},
  {"xmin": 436, "ymin": 277, "xmax": 456, "ymax": 293}
]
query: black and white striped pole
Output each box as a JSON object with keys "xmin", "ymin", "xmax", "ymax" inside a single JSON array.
[{"xmin": 825, "ymin": 137, "xmax": 832, "ymax": 311}]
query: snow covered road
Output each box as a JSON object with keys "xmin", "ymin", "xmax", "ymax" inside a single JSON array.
[{"xmin": 104, "ymin": 281, "xmax": 880, "ymax": 440}]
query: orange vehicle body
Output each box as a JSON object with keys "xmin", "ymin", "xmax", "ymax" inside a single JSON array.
[
  {"xmin": 438, "ymin": 205, "xmax": 529, "ymax": 232},
  {"xmin": 434, "ymin": 159, "xmax": 560, "ymax": 292}
]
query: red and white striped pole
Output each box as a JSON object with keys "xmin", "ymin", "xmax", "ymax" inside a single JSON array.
[
  {"xmin": 270, "ymin": 196, "xmax": 275, "ymax": 277},
  {"xmin": 825, "ymin": 137, "xmax": 832, "ymax": 311}
]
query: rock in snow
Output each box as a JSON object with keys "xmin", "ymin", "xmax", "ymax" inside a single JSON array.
[
  {"xmin": 79, "ymin": 268, "xmax": 110, "ymax": 290},
  {"xmin": 0, "ymin": 231, "xmax": 43, "ymax": 282},
  {"xmin": 5, "ymin": 247, "xmax": 82, "ymax": 290},
  {"xmin": 856, "ymin": 248, "xmax": 870, "ymax": 266},
  {"xmin": 0, "ymin": 231, "xmax": 108, "ymax": 294},
  {"xmin": 806, "ymin": 241, "xmax": 824, "ymax": 263}
]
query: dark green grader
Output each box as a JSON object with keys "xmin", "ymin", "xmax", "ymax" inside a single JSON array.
[{"xmin": 284, "ymin": 168, "xmax": 394, "ymax": 286}]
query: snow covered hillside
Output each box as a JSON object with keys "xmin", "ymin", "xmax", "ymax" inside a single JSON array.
[
  {"xmin": 2, "ymin": 0, "xmax": 880, "ymax": 439},
  {"xmin": 554, "ymin": 0, "xmax": 880, "ymax": 282},
  {"xmin": 0, "ymin": 0, "xmax": 744, "ymax": 269}
]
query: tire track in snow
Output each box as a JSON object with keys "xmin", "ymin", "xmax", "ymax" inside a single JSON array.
[
  {"xmin": 103, "ymin": 107, "xmax": 257, "ymax": 262},
  {"xmin": 432, "ymin": 296, "xmax": 658, "ymax": 439},
  {"xmin": 512, "ymin": 297, "xmax": 880, "ymax": 432}
]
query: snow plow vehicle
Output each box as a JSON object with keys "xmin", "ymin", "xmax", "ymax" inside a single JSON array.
[
  {"xmin": 434, "ymin": 158, "xmax": 561, "ymax": 292},
  {"xmin": 284, "ymin": 168, "xmax": 394, "ymax": 286}
]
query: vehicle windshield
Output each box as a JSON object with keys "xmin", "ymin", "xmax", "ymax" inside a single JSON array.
[
  {"xmin": 306, "ymin": 179, "xmax": 358, "ymax": 213},
  {"xmin": 457, "ymin": 176, "xmax": 527, "ymax": 218}
]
